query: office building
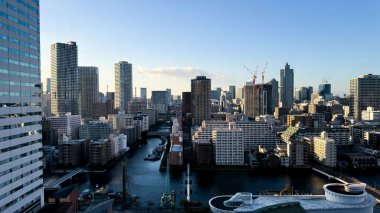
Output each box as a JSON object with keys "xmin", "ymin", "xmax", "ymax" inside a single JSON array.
[
  {"xmin": 115, "ymin": 61, "xmax": 133, "ymax": 112},
  {"xmin": 362, "ymin": 107, "xmax": 380, "ymax": 123},
  {"xmin": 46, "ymin": 113, "xmax": 81, "ymax": 140},
  {"xmin": 279, "ymin": 63, "xmax": 294, "ymax": 108},
  {"xmin": 319, "ymin": 81, "xmax": 333, "ymax": 100},
  {"xmin": 0, "ymin": 0, "xmax": 44, "ymax": 211},
  {"xmin": 152, "ymin": 90, "xmax": 169, "ymax": 113},
  {"xmin": 128, "ymin": 97, "xmax": 147, "ymax": 115},
  {"xmin": 140, "ymin": 87, "xmax": 147, "ymax": 100},
  {"xmin": 213, "ymin": 127, "xmax": 244, "ymax": 166},
  {"xmin": 51, "ymin": 41, "xmax": 79, "ymax": 115},
  {"xmin": 229, "ymin": 85, "xmax": 236, "ymax": 100},
  {"xmin": 79, "ymin": 120, "xmax": 113, "ymax": 140},
  {"xmin": 295, "ymin": 86, "xmax": 313, "ymax": 102},
  {"xmin": 78, "ymin": 66, "xmax": 99, "ymax": 118},
  {"xmin": 350, "ymin": 74, "xmax": 380, "ymax": 120},
  {"xmin": 313, "ymin": 132, "xmax": 337, "ymax": 167},
  {"xmin": 191, "ymin": 76, "xmax": 211, "ymax": 126}
]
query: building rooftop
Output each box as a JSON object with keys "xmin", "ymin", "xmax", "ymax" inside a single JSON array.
[{"xmin": 209, "ymin": 183, "xmax": 376, "ymax": 212}]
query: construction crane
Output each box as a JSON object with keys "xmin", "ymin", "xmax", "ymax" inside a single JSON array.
[
  {"xmin": 244, "ymin": 65, "xmax": 258, "ymax": 85},
  {"xmin": 261, "ymin": 62, "xmax": 268, "ymax": 84}
]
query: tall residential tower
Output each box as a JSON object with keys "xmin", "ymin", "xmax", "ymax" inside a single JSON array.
[
  {"xmin": 115, "ymin": 61, "xmax": 132, "ymax": 113},
  {"xmin": 51, "ymin": 41, "xmax": 79, "ymax": 115},
  {"xmin": 0, "ymin": 0, "xmax": 44, "ymax": 211},
  {"xmin": 78, "ymin": 66, "xmax": 99, "ymax": 118},
  {"xmin": 191, "ymin": 76, "xmax": 211, "ymax": 126},
  {"xmin": 350, "ymin": 74, "xmax": 380, "ymax": 120}
]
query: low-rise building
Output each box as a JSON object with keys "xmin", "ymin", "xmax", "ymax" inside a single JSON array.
[
  {"xmin": 58, "ymin": 139, "xmax": 88, "ymax": 167},
  {"xmin": 79, "ymin": 120, "xmax": 113, "ymax": 140},
  {"xmin": 170, "ymin": 144, "xmax": 183, "ymax": 166},
  {"xmin": 89, "ymin": 139, "xmax": 111, "ymax": 166}
]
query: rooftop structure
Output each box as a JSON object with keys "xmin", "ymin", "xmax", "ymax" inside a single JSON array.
[{"xmin": 209, "ymin": 183, "xmax": 376, "ymax": 213}]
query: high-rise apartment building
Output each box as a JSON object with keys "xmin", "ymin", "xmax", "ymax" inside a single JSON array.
[
  {"xmin": 279, "ymin": 63, "xmax": 294, "ymax": 108},
  {"xmin": 350, "ymin": 74, "xmax": 380, "ymax": 120},
  {"xmin": 313, "ymin": 132, "xmax": 337, "ymax": 167},
  {"xmin": 51, "ymin": 41, "xmax": 79, "ymax": 115},
  {"xmin": 213, "ymin": 127, "xmax": 244, "ymax": 166},
  {"xmin": 78, "ymin": 66, "xmax": 99, "ymax": 118},
  {"xmin": 0, "ymin": 0, "xmax": 44, "ymax": 211},
  {"xmin": 191, "ymin": 76, "xmax": 211, "ymax": 126},
  {"xmin": 46, "ymin": 113, "xmax": 82, "ymax": 140},
  {"xmin": 140, "ymin": 87, "xmax": 147, "ymax": 100},
  {"xmin": 115, "ymin": 61, "xmax": 132, "ymax": 113}
]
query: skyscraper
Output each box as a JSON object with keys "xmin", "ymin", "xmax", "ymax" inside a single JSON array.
[
  {"xmin": 78, "ymin": 66, "xmax": 99, "ymax": 118},
  {"xmin": 229, "ymin": 85, "xmax": 236, "ymax": 100},
  {"xmin": 191, "ymin": 76, "xmax": 211, "ymax": 126},
  {"xmin": 350, "ymin": 74, "xmax": 380, "ymax": 120},
  {"xmin": 140, "ymin": 87, "xmax": 147, "ymax": 100},
  {"xmin": 279, "ymin": 63, "xmax": 294, "ymax": 108},
  {"xmin": 0, "ymin": 0, "xmax": 44, "ymax": 211},
  {"xmin": 51, "ymin": 41, "xmax": 79, "ymax": 115},
  {"xmin": 115, "ymin": 61, "xmax": 133, "ymax": 113},
  {"xmin": 319, "ymin": 81, "xmax": 332, "ymax": 100}
]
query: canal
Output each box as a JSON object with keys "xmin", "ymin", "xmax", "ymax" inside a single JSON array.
[{"xmin": 74, "ymin": 137, "xmax": 336, "ymax": 209}]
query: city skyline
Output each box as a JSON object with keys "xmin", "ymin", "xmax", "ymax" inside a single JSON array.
[{"xmin": 40, "ymin": 0, "xmax": 380, "ymax": 95}]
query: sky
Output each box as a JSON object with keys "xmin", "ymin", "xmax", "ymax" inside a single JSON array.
[{"xmin": 40, "ymin": 0, "xmax": 380, "ymax": 96}]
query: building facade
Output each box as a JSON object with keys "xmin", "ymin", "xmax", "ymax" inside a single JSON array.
[
  {"xmin": 0, "ymin": 0, "xmax": 44, "ymax": 211},
  {"xmin": 51, "ymin": 41, "xmax": 79, "ymax": 115},
  {"xmin": 140, "ymin": 87, "xmax": 147, "ymax": 100},
  {"xmin": 313, "ymin": 132, "xmax": 337, "ymax": 167},
  {"xmin": 350, "ymin": 74, "xmax": 380, "ymax": 120},
  {"xmin": 213, "ymin": 127, "xmax": 244, "ymax": 166},
  {"xmin": 279, "ymin": 63, "xmax": 294, "ymax": 108},
  {"xmin": 78, "ymin": 66, "xmax": 99, "ymax": 118},
  {"xmin": 191, "ymin": 76, "xmax": 211, "ymax": 126},
  {"xmin": 115, "ymin": 61, "xmax": 132, "ymax": 113}
]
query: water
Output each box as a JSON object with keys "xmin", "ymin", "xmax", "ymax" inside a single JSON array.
[{"xmin": 74, "ymin": 137, "xmax": 334, "ymax": 208}]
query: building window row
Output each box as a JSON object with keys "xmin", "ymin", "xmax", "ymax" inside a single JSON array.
[
  {"xmin": 0, "ymin": 57, "xmax": 39, "ymax": 69},
  {"xmin": 0, "ymin": 130, "xmax": 41, "ymax": 142},
  {"xmin": 0, "ymin": 0, "xmax": 39, "ymax": 23},
  {"xmin": 15, "ymin": 0, "xmax": 39, "ymax": 14},
  {"xmin": 0, "ymin": 22, "xmax": 38, "ymax": 41},
  {"xmin": 0, "ymin": 146, "xmax": 41, "ymax": 165},
  {"xmin": 0, "ymin": 91, "xmax": 41, "ymax": 97},
  {"xmin": 0, "ymin": 11, "xmax": 38, "ymax": 32},
  {"xmin": 0, "ymin": 45, "xmax": 39, "ymax": 60},
  {"xmin": 0, "ymin": 156, "xmax": 41, "ymax": 177},
  {"xmin": 0, "ymin": 182, "xmax": 42, "ymax": 212},
  {"xmin": 0, "ymin": 80, "xmax": 40, "ymax": 88},
  {"xmin": 0, "ymin": 175, "xmax": 41, "ymax": 201},
  {"xmin": 0, "ymin": 33, "xmax": 38, "ymax": 50},
  {"xmin": 0, "ymin": 111, "xmax": 41, "ymax": 120},
  {"xmin": 0, "ymin": 120, "xmax": 41, "ymax": 130},
  {"xmin": 0, "ymin": 68, "xmax": 40, "ymax": 78},
  {"xmin": 0, "ymin": 102, "xmax": 41, "ymax": 107}
]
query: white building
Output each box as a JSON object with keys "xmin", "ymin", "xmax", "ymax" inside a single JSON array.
[
  {"xmin": 313, "ymin": 132, "xmax": 337, "ymax": 167},
  {"xmin": 209, "ymin": 183, "xmax": 376, "ymax": 213},
  {"xmin": 46, "ymin": 113, "xmax": 82, "ymax": 139},
  {"xmin": 213, "ymin": 127, "xmax": 244, "ymax": 166},
  {"xmin": 361, "ymin": 107, "xmax": 380, "ymax": 122},
  {"xmin": 110, "ymin": 134, "xmax": 128, "ymax": 157},
  {"xmin": 193, "ymin": 120, "xmax": 278, "ymax": 151},
  {"xmin": 0, "ymin": 0, "xmax": 44, "ymax": 211},
  {"xmin": 115, "ymin": 61, "xmax": 133, "ymax": 113}
]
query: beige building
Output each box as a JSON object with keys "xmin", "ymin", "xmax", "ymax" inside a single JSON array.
[{"xmin": 313, "ymin": 132, "xmax": 336, "ymax": 167}]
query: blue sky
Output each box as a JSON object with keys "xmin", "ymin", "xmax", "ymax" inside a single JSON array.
[{"xmin": 40, "ymin": 0, "xmax": 380, "ymax": 96}]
